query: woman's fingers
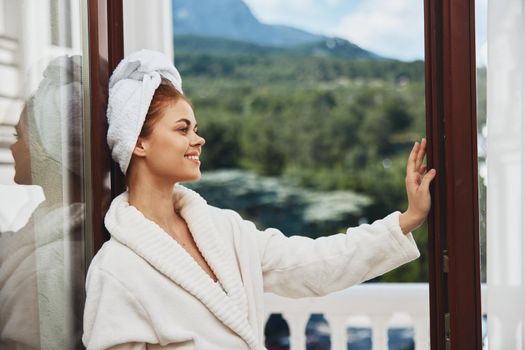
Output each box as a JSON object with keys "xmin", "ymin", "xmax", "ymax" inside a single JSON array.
[
  {"xmin": 415, "ymin": 138, "xmax": 426, "ymax": 171},
  {"xmin": 404, "ymin": 138, "xmax": 436, "ymax": 219},
  {"xmin": 407, "ymin": 142, "xmax": 418, "ymax": 173},
  {"xmin": 407, "ymin": 138, "xmax": 427, "ymax": 174},
  {"xmin": 421, "ymin": 168, "xmax": 437, "ymax": 191}
]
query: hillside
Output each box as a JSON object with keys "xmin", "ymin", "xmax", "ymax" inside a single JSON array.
[
  {"xmin": 173, "ymin": 34, "xmax": 383, "ymax": 60},
  {"xmin": 172, "ymin": 0, "xmax": 381, "ymax": 60}
]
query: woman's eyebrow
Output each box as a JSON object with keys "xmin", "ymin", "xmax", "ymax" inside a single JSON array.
[{"xmin": 175, "ymin": 118, "xmax": 198, "ymax": 127}]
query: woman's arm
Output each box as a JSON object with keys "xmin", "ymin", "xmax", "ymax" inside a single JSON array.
[
  {"xmin": 232, "ymin": 138, "xmax": 435, "ymax": 298},
  {"xmin": 233, "ymin": 209, "xmax": 420, "ymax": 298},
  {"xmin": 107, "ymin": 343, "xmax": 147, "ymax": 350}
]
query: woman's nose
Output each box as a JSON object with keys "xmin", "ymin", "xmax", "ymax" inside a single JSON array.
[
  {"xmin": 192, "ymin": 134, "xmax": 205, "ymax": 147},
  {"xmin": 9, "ymin": 139, "xmax": 18, "ymax": 153}
]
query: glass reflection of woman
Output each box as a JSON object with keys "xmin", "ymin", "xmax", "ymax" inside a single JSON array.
[
  {"xmin": 83, "ymin": 50, "xmax": 437, "ymax": 350},
  {"xmin": 0, "ymin": 55, "xmax": 85, "ymax": 349}
]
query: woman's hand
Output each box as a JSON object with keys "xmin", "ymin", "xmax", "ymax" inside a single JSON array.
[{"xmin": 399, "ymin": 138, "xmax": 437, "ymax": 234}]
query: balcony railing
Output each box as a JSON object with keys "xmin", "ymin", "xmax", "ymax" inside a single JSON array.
[{"xmin": 263, "ymin": 283, "xmax": 488, "ymax": 350}]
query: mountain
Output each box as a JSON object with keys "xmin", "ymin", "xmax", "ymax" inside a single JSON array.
[
  {"xmin": 173, "ymin": 35, "xmax": 286, "ymax": 56},
  {"xmin": 172, "ymin": 0, "xmax": 323, "ymax": 47},
  {"xmin": 173, "ymin": 34, "xmax": 383, "ymax": 60},
  {"xmin": 290, "ymin": 37, "xmax": 383, "ymax": 60},
  {"xmin": 172, "ymin": 0, "xmax": 382, "ymax": 59}
]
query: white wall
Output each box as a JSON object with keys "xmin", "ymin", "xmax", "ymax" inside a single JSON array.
[
  {"xmin": 486, "ymin": 0, "xmax": 525, "ymax": 348},
  {"xmin": 123, "ymin": 0, "xmax": 173, "ymax": 58}
]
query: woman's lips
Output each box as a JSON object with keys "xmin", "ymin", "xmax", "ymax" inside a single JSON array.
[{"xmin": 184, "ymin": 155, "xmax": 200, "ymax": 165}]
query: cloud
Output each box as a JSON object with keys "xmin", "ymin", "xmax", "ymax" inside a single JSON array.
[
  {"xmin": 242, "ymin": 0, "xmax": 280, "ymax": 22},
  {"xmin": 244, "ymin": 0, "xmax": 339, "ymax": 12},
  {"xmin": 323, "ymin": 0, "xmax": 344, "ymax": 7},
  {"xmin": 244, "ymin": 0, "xmax": 347, "ymax": 27},
  {"xmin": 334, "ymin": 0, "xmax": 424, "ymax": 61},
  {"xmin": 244, "ymin": 0, "xmax": 486, "ymax": 63},
  {"xmin": 244, "ymin": 0, "xmax": 315, "ymax": 20}
]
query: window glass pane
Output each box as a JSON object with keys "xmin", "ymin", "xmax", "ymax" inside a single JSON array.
[
  {"xmin": 174, "ymin": 1, "xmax": 427, "ymax": 348},
  {"xmin": 0, "ymin": 1, "xmax": 86, "ymax": 348},
  {"xmin": 475, "ymin": 0, "xmax": 488, "ymax": 347},
  {"xmin": 50, "ymin": 0, "xmax": 73, "ymax": 48}
]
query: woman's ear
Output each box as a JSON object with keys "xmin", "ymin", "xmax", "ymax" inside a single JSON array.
[{"xmin": 132, "ymin": 137, "xmax": 148, "ymax": 158}]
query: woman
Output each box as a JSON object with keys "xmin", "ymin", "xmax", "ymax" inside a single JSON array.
[{"xmin": 82, "ymin": 49, "xmax": 436, "ymax": 350}]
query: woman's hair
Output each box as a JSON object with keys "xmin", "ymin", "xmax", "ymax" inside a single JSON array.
[
  {"xmin": 126, "ymin": 80, "xmax": 192, "ymax": 177},
  {"xmin": 139, "ymin": 80, "xmax": 192, "ymax": 139}
]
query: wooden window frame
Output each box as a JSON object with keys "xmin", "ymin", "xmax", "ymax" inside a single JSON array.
[
  {"xmin": 86, "ymin": 0, "xmax": 124, "ymax": 258},
  {"xmin": 87, "ymin": 0, "xmax": 483, "ymax": 347},
  {"xmin": 424, "ymin": 0, "xmax": 482, "ymax": 348}
]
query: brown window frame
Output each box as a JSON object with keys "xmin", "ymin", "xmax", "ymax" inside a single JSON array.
[
  {"xmin": 86, "ymin": 0, "xmax": 124, "ymax": 258},
  {"xmin": 424, "ymin": 0, "xmax": 482, "ymax": 348},
  {"xmin": 87, "ymin": 0, "xmax": 484, "ymax": 347}
]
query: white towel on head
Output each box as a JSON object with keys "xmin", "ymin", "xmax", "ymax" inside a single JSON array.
[
  {"xmin": 106, "ymin": 49, "xmax": 183, "ymax": 175},
  {"xmin": 28, "ymin": 55, "xmax": 83, "ymax": 176}
]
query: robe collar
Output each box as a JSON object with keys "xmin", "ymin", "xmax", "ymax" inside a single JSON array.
[{"xmin": 104, "ymin": 183, "xmax": 259, "ymax": 349}]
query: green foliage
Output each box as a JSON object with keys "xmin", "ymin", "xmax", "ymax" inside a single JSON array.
[
  {"xmin": 174, "ymin": 39, "xmax": 425, "ymax": 85},
  {"xmin": 177, "ymin": 48, "xmax": 430, "ymax": 282}
]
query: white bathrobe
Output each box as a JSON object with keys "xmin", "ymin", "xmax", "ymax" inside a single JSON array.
[{"xmin": 82, "ymin": 184, "xmax": 420, "ymax": 350}]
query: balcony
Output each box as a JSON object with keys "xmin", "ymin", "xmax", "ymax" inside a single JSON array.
[{"xmin": 264, "ymin": 283, "xmax": 488, "ymax": 350}]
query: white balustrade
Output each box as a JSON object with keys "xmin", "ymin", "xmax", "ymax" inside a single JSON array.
[{"xmin": 264, "ymin": 283, "xmax": 488, "ymax": 350}]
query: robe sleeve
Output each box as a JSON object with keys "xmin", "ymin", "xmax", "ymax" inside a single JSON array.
[
  {"xmin": 233, "ymin": 210, "xmax": 421, "ymax": 298},
  {"xmin": 107, "ymin": 343, "xmax": 147, "ymax": 350},
  {"xmin": 82, "ymin": 268, "xmax": 157, "ymax": 350}
]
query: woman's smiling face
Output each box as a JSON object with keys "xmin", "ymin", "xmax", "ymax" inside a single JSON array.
[{"xmin": 136, "ymin": 99, "xmax": 205, "ymax": 183}]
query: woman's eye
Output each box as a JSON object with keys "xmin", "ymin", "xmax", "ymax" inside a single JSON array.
[
  {"xmin": 13, "ymin": 132, "xmax": 18, "ymax": 138},
  {"xmin": 179, "ymin": 128, "xmax": 188, "ymax": 133}
]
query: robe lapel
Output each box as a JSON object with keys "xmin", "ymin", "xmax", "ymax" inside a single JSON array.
[{"xmin": 104, "ymin": 185, "xmax": 259, "ymax": 350}]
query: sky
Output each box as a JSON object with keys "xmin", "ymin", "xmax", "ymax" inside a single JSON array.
[{"xmin": 243, "ymin": 0, "xmax": 487, "ymax": 65}]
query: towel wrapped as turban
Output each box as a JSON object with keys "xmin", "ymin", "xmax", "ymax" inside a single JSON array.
[{"xmin": 106, "ymin": 49, "xmax": 184, "ymax": 175}]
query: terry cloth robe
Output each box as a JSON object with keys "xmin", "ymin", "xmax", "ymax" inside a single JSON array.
[{"xmin": 82, "ymin": 183, "xmax": 420, "ymax": 350}]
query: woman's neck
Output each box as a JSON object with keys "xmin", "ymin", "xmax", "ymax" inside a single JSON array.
[{"xmin": 127, "ymin": 172, "xmax": 181, "ymax": 231}]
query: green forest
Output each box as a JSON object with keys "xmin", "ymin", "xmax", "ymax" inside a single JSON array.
[{"xmin": 174, "ymin": 37, "xmax": 486, "ymax": 283}]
